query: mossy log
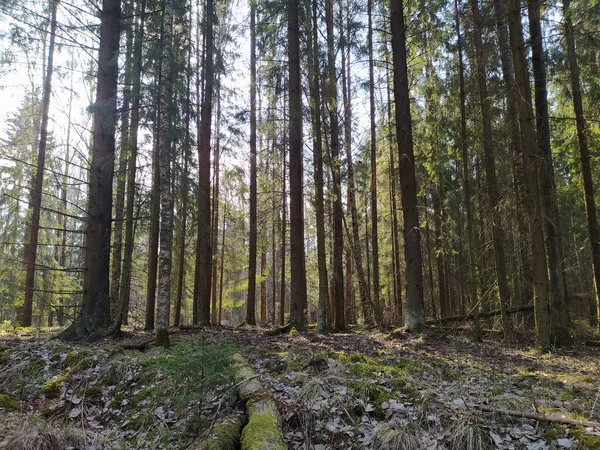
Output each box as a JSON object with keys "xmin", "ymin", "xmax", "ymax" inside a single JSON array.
[
  {"xmin": 192, "ymin": 412, "xmax": 245, "ymax": 450},
  {"xmin": 232, "ymin": 353, "xmax": 285, "ymax": 450}
]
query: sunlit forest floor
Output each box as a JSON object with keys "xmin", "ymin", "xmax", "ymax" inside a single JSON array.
[{"xmin": 1, "ymin": 325, "xmax": 599, "ymax": 449}]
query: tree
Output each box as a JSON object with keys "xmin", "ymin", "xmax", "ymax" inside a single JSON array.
[
  {"xmin": 155, "ymin": 0, "xmax": 176, "ymax": 348},
  {"xmin": 469, "ymin": 0, "xmax": 512, "ymax": 335},
  {"xmin": 62, "ymin": 0, "xmax": 121, "ymax": 339},
  {"xmin": 507, "ymin": 0, "xmax": 550, "ymax": 348},
  {"xmin": 22, "ymin": 0, "xmax": 58, "ymax": 327},
  {"xmin": 246, "ymin": 0, "xmax": 258, "ymax": 326},
  {"xmin": 563, "ymin": 0, "xmax": 600, "ymax": 330},
  {"xmin": 195, "ymin": 0, "xmax": 215, "ymax": 327},
  {"xmin": 527, "ymin": 0, "xmax": 570, "ymax": 344},
  {"xmin": 325, "ymin": 0, "xmax": 345, "ymax": 330},
  {"xmin": 288, "ymin": 0, "xmax": 306, "ymax": 330},
  {"xmin": 390, "ymin": 0, "xmax": 424, "ymax": 330}
]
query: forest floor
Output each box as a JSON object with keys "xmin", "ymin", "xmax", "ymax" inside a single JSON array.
[{"xmin": 0, "ymin": 325, "xmax": 599, "ymax": 449}]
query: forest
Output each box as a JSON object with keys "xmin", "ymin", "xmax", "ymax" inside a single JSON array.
[{"xmin": 0, "ymin": 0, "xmax": 600, "ymax": 448}]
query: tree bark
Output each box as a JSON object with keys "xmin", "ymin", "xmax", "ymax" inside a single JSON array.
[
  {"xmin": 155, "ymin": 0, "xmax": 175, "ymax": 348},
  {"xmin": 109, "ymin": 1, "xmax": 134, "ymax": 322},
  {"xmin": 367, "ymin": 0, "xmax": 383, "ymax": 327},
  {"xmin": 325, "ymin": 0, "xmax": 345, "ymax": 331},
  {"xmin": 563, "ymin": 0, "xmax": 600, "ymax": 330},
  {"xmin": 246, "ymin": 0, "xmax": 258, "ymax": 326},
  {"xmin": 390, "ymin": 0, "xmax": 424, "ymax": 331},
  {"xmin": 527, "ymin": 0, "xmax": 571, "ymax": 344},
  {"xmin": 114, "ymin": 0, "xmax": 145, "ymax": 335},
  {"xmin": 64, "ymin": 0, "xmax": 120, "ymax": 339},
  {"xmin": 507, "ymin": 0, "xmax": 550, "ymax": 348},
  {"xmin": 288, "ymin": 0, "xmax": 307, "ymax": 330},
  {"xmin": 195, "ymin": 0, "xmax": 215, "ymax": 326},
  {"xmin": 308, "ymin": 0, "xmax": 329, "ymax": 333},
  {"xmin": 492, "ymin": 0, "xmax": 533, "ymax": 309},
  {"xmin": 469, "ymin": 0, "xmax": 512, "ymax": 336},
  {"xmin": 22, "ymin": 0, "xmax": 58, "ymax": 328}
]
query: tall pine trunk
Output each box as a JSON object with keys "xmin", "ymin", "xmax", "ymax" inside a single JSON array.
[
  {"xmin": 246, "ymin": 0, "xmax": 258, "ymax": 326},
  {"xmin": 563, "ymin": 0, "xmax": 600, "ymax": 329},
  {"xmin": 288, "ymin": 0, "xmax": 307, "ymax": 329},
  {"xmin": 308, "ymin": 0, "xmax": 329, "ymax": 332},
  {"xmin": 22, "ymin": 0, "xmax": 58, "ymax": 327},
  {"xmin": 527, "ymin": 0, "xmax": 571, "ymax": 344},
  {"xmin": 195, "ymin": 0, "xmax": 215, "ymax": 326},
  {"xmin": 325, "ymin": 0, "xmax": 345, "ymax": 330},
  {"xmin": 390, "ymin": 0, "xmax": 424, "ymax": 330},
  {"xmin": 367, "ymin": 0, "xmax": 382, "ymax": 327},
  {"xmin": 469, "ymin": 0, "xmax": 512, "ymax": 335},
  {"xmin": 455, "ymin": 0, "xmax": 480, "ymax": 339},
  {"xmin": 65, "ymin": 0, "xmax": 120, "ymax": 338},
  {"xmin": 114, "ymin": 0, "xmax": 145, "ymax": 335},
  {"xmin": 507, "ymin": 0, "xmax": 550, "ymax": 348}
]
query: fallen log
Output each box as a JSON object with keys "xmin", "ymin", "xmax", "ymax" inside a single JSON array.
[
  {"xmin": 191, "ymin": 412, "xmax": 245, "ymax": 450},
  {"xmin": 426, "ymin": 305, "xmax": 534, "ymax": 326},
  {"xmin": 232, "ymin": 353, "xmax": 285, "ymax": 450},
  {"xmin": 478, "ymin": 405, "xmax": 600, "ymax": 429}
]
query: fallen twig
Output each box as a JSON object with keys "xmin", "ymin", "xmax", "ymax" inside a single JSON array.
[{"xmin": 478, "ymin": 405, "xmax": 600, "ymax": 429}]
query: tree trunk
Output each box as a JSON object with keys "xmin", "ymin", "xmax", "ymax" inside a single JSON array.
[
  {"xmin": 367, "ymin": 0, "xmax": 383, "ymax": 327},
  {"xmin": 455, "ymin": 0, "xmax": 480, "ymax": 338},
  {"xmin": 195, "ymin": 0, "xmax": 215, "ymax": 326},
  {"xmin": 210, "ymin": 78, "xmax": 222, "ymax": 325},
  {"xmin": 174, "ymin": 7, "xmax": 193, "ymax": 328},
  {"xmin": 469, "ymin": 0, "xmax": 512, "ymax": 336},
  {"xmin": 64, "ymin": 0, "xmax": 120, "ymax": 338},
  {"xmin": 155, "ymin": 0, "xmax": 175, "ymax": 348},
  {"xmin": 563, "ymin": 0, "xmax": 600, "ymax": 330},
  {"xmin": 507, "ymin": 0, "xmax": 550, "ymax": 348},
  {"xmin": 145, "ymin": 111, "xmax": 160, "ymax": 331},
  {"xmin": 288, "ymin": 0, "xmax": 307, "ymax": 330},
  {"xmin": 109, "ymin": 2, "xmax": 134, "ymax": 322},
  {"xmin": 325, "ymin": 0, "xmax": 345, "ymax": 331},
  {"xmin": 386, "ymin": 64, "xmax": 403, "ymax": 322},
  {"xmin": 527, "ymin": 0, "xmax": 571, "ymax": 344},
  {"xmin": 22, "ymin": 0, "xmax": 58, "ymax": 328},
  {"xmin": 308, "ymin": 0, "xmax": 329, "ymax": 333},
  {"xmin": 280, "ymin": 137, "xmax": 287, "ymax": 326},
  {"xmin": 390, "ymin": 0, "xmax": 424, "ymax": 331},
  {"xmin": 246, "ymin": 0, "xmax": 258, "ymax": 326},
  {"xmin": 114, "ymin": 0, "xmax": 145, "ymax": 335},
  {"xmin": 492, "ymin": 0, "xmax": 533, "ymax": 309},
  {"xmin": 342, "ymin": 21, "xmax": 374, "ymax": 326}
]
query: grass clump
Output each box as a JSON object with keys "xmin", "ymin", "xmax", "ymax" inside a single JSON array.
[
  {"xmin": 1, "ymin": 417, "xmax": 87, "ymax": 450},
  {"xmin": 375, "ymin": 417, "xmax": 421, "ymax": 450},
  {"xmin": 447, "ymin": 415, "xmax": 489, "ymax": 450},
  {"xmin": 572, "ymin": 427, "xmax": 600, "ymax": 449}
]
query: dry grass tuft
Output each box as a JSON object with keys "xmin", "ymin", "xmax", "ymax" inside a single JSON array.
[
  {"xmin": 447, "ymin": 414, "xmax": 489, "ymax": 450},
  {"xmin": 375, "ymin": 417, "xmax": 421, "ymax": 450},
  {"xmin": 1, "ymin": 419, "xmax": 87, "ymax": 450}
]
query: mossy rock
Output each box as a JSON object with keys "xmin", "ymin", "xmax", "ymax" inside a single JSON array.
[{"xmin": 0, "ymin": 393, "xmax": 18, "ymax": 410}]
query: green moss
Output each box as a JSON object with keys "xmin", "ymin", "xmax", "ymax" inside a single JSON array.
[
  {"xmin": 40, "ymin": 372, "xmax": 71, "ymax": 398},
  {"xmin": 198, "ymin": 413, "xmax": 243, "ymax": 450},
  {"xmin": 0, "ymin": 393, "xmax": 18, "ymax": 410},
  {"xmin": 63, "ymin": 349, "xmax": 92, "ymax": 369},
  {"xmin": 241, "ymin": 409, "xmax": 285, "ymax": 450},
  {"xmin": 572, "ymin": 428, "xmax": 600, "ymax": 450}
]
